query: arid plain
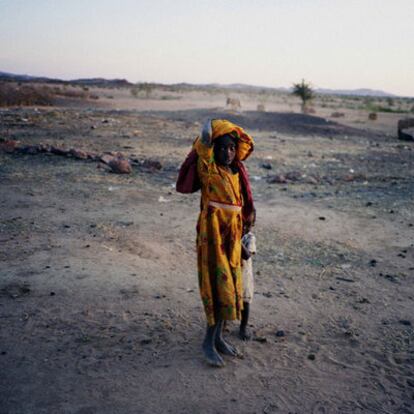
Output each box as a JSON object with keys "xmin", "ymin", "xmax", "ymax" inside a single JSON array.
[{"xmin": 1, "ymin": 85, "xmax": 414, "ymax": 413}]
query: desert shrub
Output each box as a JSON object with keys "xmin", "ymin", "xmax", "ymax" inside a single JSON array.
[
  {"xmin": 0, "ymin": 83, "xmax": 54, "ymax": 106},
  {"xmin": 130, "ymin": 83, "xmax": 153, "ymax": 99},
  {"xmin": 55, "ymin": 88, "xmax": 88, "ymax": 99},
  {"xmin": 160, "ymin": 95, "xmax": 180, "ymax": 100}
]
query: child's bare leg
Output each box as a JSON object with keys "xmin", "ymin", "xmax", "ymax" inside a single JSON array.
[
  {"xmin": 215, "ymin": 320, "xmax": 239, "ymax": 356},
  {"xmin": 239, "ymin": 302, "xmax": 251, "ymax": 340},
  {"xmin": 202, "ymin": 324, "xmax": 225, "ymax": 367}
]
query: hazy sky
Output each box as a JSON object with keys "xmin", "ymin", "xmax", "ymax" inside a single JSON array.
[{"xmin": 1, "ymin": 0, "xmax": 413, "ymax": 96}]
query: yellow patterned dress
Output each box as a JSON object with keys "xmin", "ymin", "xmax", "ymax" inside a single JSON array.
[{"xmin": 194, "ymin": 120, "xmax": 254, "ymax": 326}]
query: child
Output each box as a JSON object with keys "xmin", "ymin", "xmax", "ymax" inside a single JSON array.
[
  {"xmin": 240, "ymin": 210, "xmax": 257, "ymax": 340},
  {"xmin": 193, "ymin": 118, "xmax": 254, "ymax": 367}
]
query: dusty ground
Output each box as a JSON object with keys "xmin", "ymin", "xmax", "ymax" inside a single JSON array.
[{"xmin": 1, "ymin": 90, "xmax": 414, "ymax": 414}]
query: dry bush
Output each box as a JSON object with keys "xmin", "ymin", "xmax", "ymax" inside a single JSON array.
[
  {"xmin": 0, "ymin": 83, "xmax": 54, "ymax": 106},
  {"xmin": 54, "ymin": 87, "xmax": 88, "ymax": 99},
  {"xmin": 0, "ymin": 82, "xmax": 95, "ymax": 107}
]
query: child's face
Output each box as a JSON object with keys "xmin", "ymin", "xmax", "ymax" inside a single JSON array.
[{"xmin": 214, "ymin": 135, "xmax": 236, "ymax": 167}]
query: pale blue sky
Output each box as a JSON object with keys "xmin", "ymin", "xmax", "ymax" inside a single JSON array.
[{"xmin": 1, "ymin": 0, "xmax": 413, "ymax": 96}]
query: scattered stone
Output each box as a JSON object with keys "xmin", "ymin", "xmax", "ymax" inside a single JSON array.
[
  {"xmin": 318, "ymin": 216, "xmax": 326, "ymax": 221},
  {"xmin": 50, "ymin": 146, "xmax": 69, "ymax": 156},
  {"xmin": 275, "ymin": 330, "xmax": 285, "ymax": 337},
  {"xmin": 366, "ymin": 202, "xmax": 373, "ymax": 207},
  {"xmin": 0, "ymin": 140, "xmax": 19, "ymax": 153},
  {"xmin": 262, "ymin": 292, "xmax": 273, "ymax": 298},
  {"xmin": 308, "ymin": 354, "xmax": 316, "ymax": 361},
  {"xmin": 140, "ymin": 338, "xmax": 152, "ymax": 345},
  {"xmin": 261, "ymin": 163, "xmax": 272, "ymax": 170},
  {"xmin": 108, "ymin": 158, "xmax": 132, "ymax": 174},
  {"xmin": 336, "ymin": 277, "xmax": 355, "ymax": 283},
  {"xmin": 69, "ymin": 148, "xmax": 88, "ymax": 160},
  {"xmin": 369, "ymin": 259, "xmax": 377, "ymax": 267},
  {"xmin": 305, "ymin": 176, "xmax": 319, "ymax": 185},
  {"xmin": 253, "ymin": 336, "xmax": 267, "ymax": 343},
  {"xmin": 407, "ymin": 379, "xmax": 414, "ymax": 387},
  {"xmin": 50, "ymin": 292, "xmax": 55, "ymax": 296},
  {"xmin": 268, "ymin": 174, "xmax": 287, "ymax": 184},
  {"xmin": 382, "ymin": 273, "xmax": 399, "ymax": 283},
  {"xmin": 399, "ymin": 320, "xmax": 412, "ymax": 326},
  {"xmin": 100, "ymin": 154, "xmax": 115, "ymax": 164},
  {"xmin": 285, "ymin": 171, "xmax": 302, "ymax": 181},
  {"xmin": 140, "ymin": 159, "xmax": 163, "ymax": 171},
  {"xmin": 398, "ymin": 118, "xmax": 414, "ymax": 141}
]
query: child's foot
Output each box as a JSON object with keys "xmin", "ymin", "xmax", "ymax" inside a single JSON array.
[
  {"xmin": 202, "ymin": 342, "xmax": 225, "ymax": 367},
  {"xmin": 215, "ymin": 337, "xmax": 240, "ymax": 357},
  {"xmin": 239, "ymin": 327, "xmax": 251, "ymax": 341}
]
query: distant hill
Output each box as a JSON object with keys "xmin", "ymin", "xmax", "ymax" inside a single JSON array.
[
  {"xmin": 315, "ymin": 88, "xmax": 396, "ymax": 97},
  {"xmin": 0, "ymin": 71, "xmax": 132, "ymax": 88},
  {"xmin": 0, "ymin": 71, "xmax": 400, "ymax": 97}
]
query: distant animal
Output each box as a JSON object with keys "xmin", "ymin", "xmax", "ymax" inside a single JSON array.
[
  {"xmin": 226, "ymin": 97, "xmax": 241, "ymax": 111},
  {"xmin": 368, "ymin": 112, "xmax": 377, "ymax": 120}
]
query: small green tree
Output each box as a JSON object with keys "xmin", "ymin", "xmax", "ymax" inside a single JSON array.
[{"xmin": 292, "ymin": 79, "xmax": 314, "ymax": 112}]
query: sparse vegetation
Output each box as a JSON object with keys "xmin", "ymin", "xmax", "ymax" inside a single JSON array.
[
  {"xmin": 0, "ymin": 83, "xmax": 53, "ymax": 106},
  {"xmin": 130, "ymin": 83, "xmax": 154, "ymax": 99},
  {"xmin": 0, "ymin": 82, "xmax": 96, "ymax": 106},
  {"xmin": 292, "ymin": 79, "xmax": 314, "ymax": 112}
]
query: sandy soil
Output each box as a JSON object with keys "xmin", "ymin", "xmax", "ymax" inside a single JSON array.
[{"xmin": 1, "ymin": 91, "xmax": 414, "ymax": 414}]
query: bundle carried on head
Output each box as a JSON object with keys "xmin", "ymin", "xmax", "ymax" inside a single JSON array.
[{"xmin": 176, "ymin": 118, "xmax": 255, "ymax": 224}]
